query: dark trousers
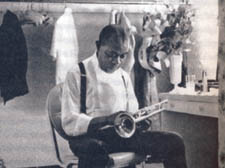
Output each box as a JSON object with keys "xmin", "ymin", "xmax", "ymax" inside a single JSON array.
[{"xmin": 69, "ymin": 128, "xmax": 187, "ymax": 168}]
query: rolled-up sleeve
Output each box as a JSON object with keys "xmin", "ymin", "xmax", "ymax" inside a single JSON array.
[{"xmin": 61, "ymin": 67, "xmax": 93, "ymax": 136}]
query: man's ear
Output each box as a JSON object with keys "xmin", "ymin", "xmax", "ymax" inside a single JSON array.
[{"xmin": 96, "ymin": 40, "xmax": 101, "ymax": 50}]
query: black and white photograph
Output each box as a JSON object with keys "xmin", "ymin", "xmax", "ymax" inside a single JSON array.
[{"xmin": 0, "ymin": 0, "xmax": 222, "ymax": 168}]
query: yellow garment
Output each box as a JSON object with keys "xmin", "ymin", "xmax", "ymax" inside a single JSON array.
[{"xmin": 61, "ymin": 54, "xmax": 138, "ymax": 136}]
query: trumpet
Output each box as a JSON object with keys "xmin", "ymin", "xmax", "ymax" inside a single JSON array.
[{"xmin": 114, "ymin": 99, "xmax": 168, "ymax": 138}]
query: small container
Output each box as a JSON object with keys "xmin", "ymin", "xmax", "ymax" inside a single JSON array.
[
  {"xmin": 202, "ymin": 71, "xmax": 208, "ymax": 92},
  {"xmin": 186, "ymin": 74, "xmax": 196, "ymax": 92}
]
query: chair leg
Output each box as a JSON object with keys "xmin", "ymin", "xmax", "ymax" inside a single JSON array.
[{"xmin": 141, "ymin": 161, "xmax": 146, "ymax": 168}]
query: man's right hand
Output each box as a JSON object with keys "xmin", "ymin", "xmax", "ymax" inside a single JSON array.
[{"xmin": 87, "ymin": 111, "xmax": 127, "ymax": 134}]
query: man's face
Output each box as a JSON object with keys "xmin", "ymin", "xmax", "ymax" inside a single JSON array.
[{"xmin": 97, "ymin": 41, "xmax": 129, "ymax": 73}]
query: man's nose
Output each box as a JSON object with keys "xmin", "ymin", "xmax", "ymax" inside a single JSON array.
[{"xmin": 112, "ymin": 56, "xmax": 121, "ymax": 64}]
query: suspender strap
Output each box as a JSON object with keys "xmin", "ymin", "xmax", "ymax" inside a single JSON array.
[
  {"xmin": 121, "ymin": 74, "xmax": 129, "ymax": 111},
  {"xmin": 78, "ymin": 62, "xmax": 129, "ymax": 113},
  {"xmin": 78, "ymin": 62, "xmax": 87, "ymax": 114}
]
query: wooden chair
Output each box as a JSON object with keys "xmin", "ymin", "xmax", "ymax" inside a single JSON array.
[{"xmin": 46, "ymin": 84, "xmax": 146, "ymax": 168}]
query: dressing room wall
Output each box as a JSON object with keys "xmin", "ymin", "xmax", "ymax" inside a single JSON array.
[
  {"xmin": 0, "ymin": 11, "xmax": 147, "ymax": 115},
  {"xmin": 0, "ymin": 3, "xmax": 218, "ymax": 168}
]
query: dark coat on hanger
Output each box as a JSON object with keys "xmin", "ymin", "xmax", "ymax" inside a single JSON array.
[{"xmin": 0, "ymin": 10, "xmax": 29, "ymax": 104}]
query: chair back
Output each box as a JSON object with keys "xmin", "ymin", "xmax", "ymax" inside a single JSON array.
[{"xmin": 46, "ymin": 83, "xmax": 71, "ymax": 140}]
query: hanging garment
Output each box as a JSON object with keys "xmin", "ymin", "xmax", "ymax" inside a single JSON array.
[
  {"xmin": 135, "ymin": 36, "xmax": 161, "ymax": 107},
  {"xmin": 0, "ymin": 10, "xmax": 29, "ymax": 104},
  {"xmin": 116, "ymin": 11, "xmax": 136, "ymax": 74},
  {"xmin": 109, "ymin": 9, "xmax": 119, "ymax": 24},
  {"xmin": 50, "ymin": 7, "xmax": 79, "ymax": 84},
  {"xmin": 18, "ymin": 10, "xmax": 53, "ymax": 26}
]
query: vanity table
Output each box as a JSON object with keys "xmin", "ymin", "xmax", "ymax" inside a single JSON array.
[
  {"xmin": 158, "ymin": 93, "xmax": 218, "ymax": 168},
  {"xmin": 160, "ymin": 93, "xmax": 218, "ymax": 118}
]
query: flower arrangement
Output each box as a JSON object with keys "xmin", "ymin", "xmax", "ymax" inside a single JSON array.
[{"xmin": 142, "ymin": 4, "xmax": 195, "ymax": 60}]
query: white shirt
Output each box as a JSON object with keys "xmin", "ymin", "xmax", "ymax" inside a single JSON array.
[{"xmin": 61, "ymin": 54, "xmax": 139, "ymax": 136}]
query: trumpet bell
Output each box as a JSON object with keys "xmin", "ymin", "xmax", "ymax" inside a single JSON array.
[{"xmin": 114, "ymin": 112, "xmax": 136, "ymax": 138}]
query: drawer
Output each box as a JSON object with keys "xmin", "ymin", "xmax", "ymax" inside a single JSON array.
[{"xmin": 165, "ymin": 99, "xmax": 218, "ymax": 118}]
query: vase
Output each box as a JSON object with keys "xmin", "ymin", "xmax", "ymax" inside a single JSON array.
[{"xmin": 169, "ymin": 53, "xmax": 183, "ymax": 93}]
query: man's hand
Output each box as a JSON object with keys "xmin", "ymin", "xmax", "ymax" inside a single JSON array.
[
  {"xmin": 107, "ymin": 111, "xmax": 127, "ymax": 125},
  {"xmin": 87, "ymin": 111, "xmax": 128, "ymax": 134},
  {"xmin": 136, "ymin": 119, "xmax": 152, "ymax": 132}
]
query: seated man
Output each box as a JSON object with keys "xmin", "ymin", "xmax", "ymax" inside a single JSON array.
[{"xmin": 61, "ymin": 24, "xmax": 188, "ymax": 168}]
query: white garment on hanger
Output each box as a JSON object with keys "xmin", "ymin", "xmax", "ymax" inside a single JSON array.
[{"xmin": 50, "ymin": 7, "xmax": 79, "ymax": 84}]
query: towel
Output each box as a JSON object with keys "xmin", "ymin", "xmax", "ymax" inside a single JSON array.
[{"xmin": 50, "ymin": 7, "xmax": 79, "ymax": 84}]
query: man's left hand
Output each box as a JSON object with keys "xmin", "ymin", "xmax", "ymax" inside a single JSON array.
[{"xmin": 136, "ymin": 118, "xmax": 152, "ymax": 132}]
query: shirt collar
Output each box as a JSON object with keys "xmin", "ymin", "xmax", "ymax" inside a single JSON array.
[{"xmin": 91, "ymin": 52, "xmax": 122, "ymax": 75}]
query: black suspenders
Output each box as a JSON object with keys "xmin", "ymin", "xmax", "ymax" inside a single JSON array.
[
  {"xmin": 78, "ymin": 62, "xmax": 87, "ymax": 114},
  {"xmin": 78, "ymin": 62, "xmax": 129, "ymax": 114}
]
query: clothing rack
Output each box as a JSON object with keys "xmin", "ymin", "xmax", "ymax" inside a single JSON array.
[{"xmin": 0, "ymin": 2, "xmax": 183, "ymax": 13}]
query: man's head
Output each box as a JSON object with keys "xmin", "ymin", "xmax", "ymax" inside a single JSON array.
[{"xmin": 96, "ymin": 24, "xmax": 130, "ymax": 73}]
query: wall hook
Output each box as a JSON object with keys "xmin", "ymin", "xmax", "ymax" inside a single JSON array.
[{"xmin": 64, "ymin": 0, "xmax": 67, "ymax": 9}]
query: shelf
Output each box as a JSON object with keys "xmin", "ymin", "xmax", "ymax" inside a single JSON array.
[{"xmin": 0, "ymin": 2, "xmax": 182, "ymax": 13}]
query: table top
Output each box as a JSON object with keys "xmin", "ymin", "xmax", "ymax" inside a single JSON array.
[
  {"xmin": 159, "ymin": 93, "xmax": 218, "ymax": 103},
  {"xmin": 159, "ymin": 93, "xmax": 218, "ymax": 118}
]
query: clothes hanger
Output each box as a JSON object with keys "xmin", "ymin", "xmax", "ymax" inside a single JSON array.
[{"xmin": 64, "ymin": 0, "xmax": 67, "ymax": 12}]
